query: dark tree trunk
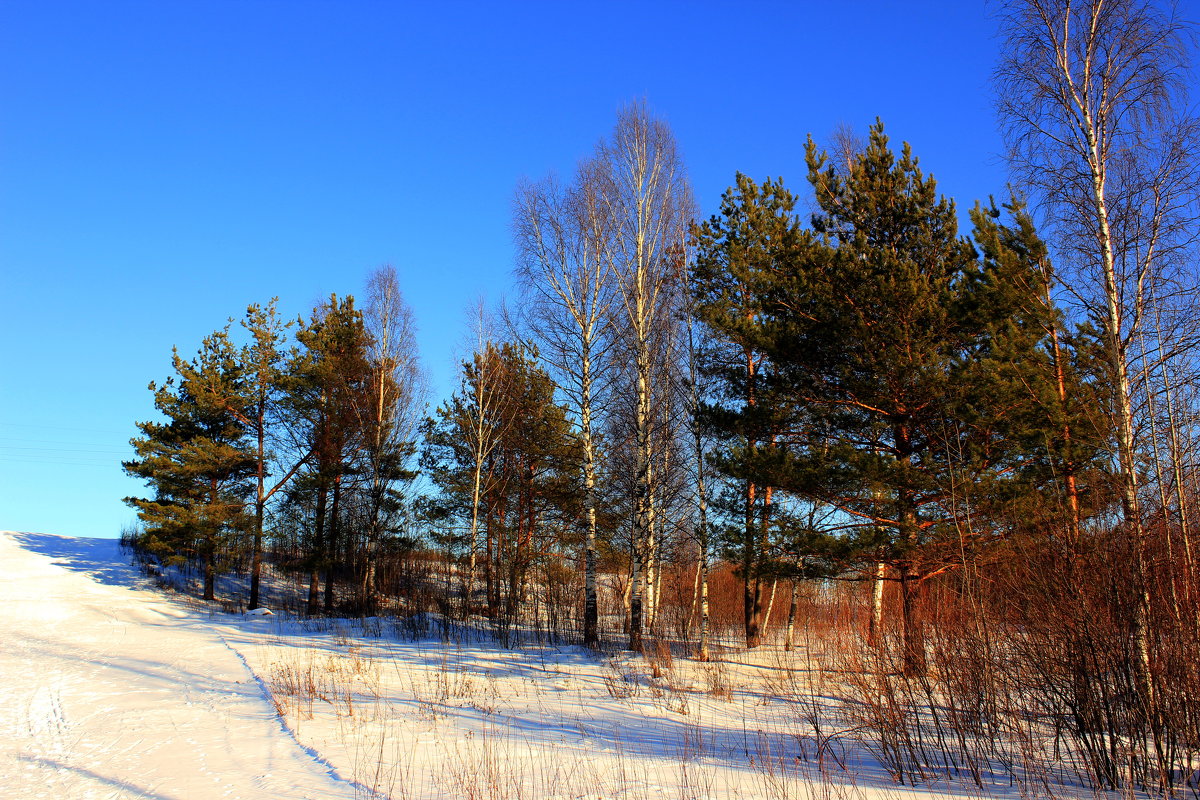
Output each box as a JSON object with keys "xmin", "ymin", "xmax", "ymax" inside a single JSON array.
[
  {"xmin": 249, "ymin": 500, "xmax": 264, "ymax": 610},
  {"xmin": 248, "ymin": 413, "xmax": 267, "ymax": 610},
  {"xmin": 744, "ymin": 578, "xmax": 763, "ymax": 648},
  {"xmin": 743, "ymin": 483, "xmax": 764, "ymax": 648},
  {"xmin": 325, "ymin": 476, "xmax": 341, "ymax": 613},
  {"xmin": 308, "ymin": 487, "xmax": 327, "ymax": 615},
  {"xmin": 899, "ymin": 564, "xmax": 925, "ymax": 677},
  {"xmin": 203, "ymin": 556, "xmax": 216, "ymax": 602},
  {"xmin": 894, "ymin": 422, "xmax": 925, "ymax": 676}
]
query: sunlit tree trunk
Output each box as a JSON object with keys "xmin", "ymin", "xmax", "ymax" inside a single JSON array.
[
  {"xmin": 868, "ymin": 560, "xmax": 886, "ymax": 646},
  {"xmin": 997, "ymin": 0, "xmax": 1200, "ymax": 703},
  {"xmin": 597, "ymin": 103, "xmax": 694, "ymax": 651},
  {"xmin": 784, "ymin": 578, "xmax": 800, "ymax": 652}
]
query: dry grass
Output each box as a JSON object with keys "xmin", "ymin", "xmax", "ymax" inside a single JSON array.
[
  {"xmin": 266, "ymin": 645, "xmax": 382, "ymax": 720},
  {"xmin": 245, "ymin": 607, "xmax": 1124, "ymax": 800}
]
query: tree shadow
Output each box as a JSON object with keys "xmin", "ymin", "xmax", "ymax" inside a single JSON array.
[
  {"xmin": 8, "ymin": 532, "xmax": 141, "ymax": 588},
  {"xmin": 17, "ymin": 754, "xmax": 181, "ymax": 800}
]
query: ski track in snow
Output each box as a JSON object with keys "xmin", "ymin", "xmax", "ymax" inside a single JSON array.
[{"xmin": 0, "ymin": 531, "xmax": 358, "ymax": 800}]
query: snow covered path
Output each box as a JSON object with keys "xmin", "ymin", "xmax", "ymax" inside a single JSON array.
[{"xmin": 0, "ymin": 531, "xmax": 359, "ymax": 800}]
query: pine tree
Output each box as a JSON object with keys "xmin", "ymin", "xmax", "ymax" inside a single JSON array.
[
  {"xmin": 124, "ymin": 329, "xmax": 255, "ymax": 601},
  {"xmin": 690, "ymin": 173, "xmax": 809, "ymax": 648},
  {"xmin": 739, "ymin": 122, "xmax": 1064, "ymax": 674},
  {"xmin": 236, "ymin": 300, "xmax": 301, "ymax": 610},
  {"xmin": 287, "ymin": 295, "xmax": 372, "ymax": 614},
  {"xmin": 964, "ymin": 201, "xmax": 1113, "ymax": 543}
]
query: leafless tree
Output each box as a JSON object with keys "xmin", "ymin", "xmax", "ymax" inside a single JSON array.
[
  {"xmin": 996, "ymin": 0, "xmax": 1200, "ymax": 668},
  {"xmin": 513, "ymin": 161, "xmax": 618, "ymax": 647},
  {"xmin": 996, "ymin": 0, "xmax": 1200, "ymax": 784},
  {"xmin": 458, "ymin": 301, "xmax": 518, "ymax": 606},
  {"xmin": 359, "ymin": 266, "xmax": 426, "ymax": 611},
  {"xmin": 680, "ymin": 262, "xmax": 713, "ymax": 659},
  {"xmin": 594, "ymin": 102, "xmax": 695, "ymax": 651}
]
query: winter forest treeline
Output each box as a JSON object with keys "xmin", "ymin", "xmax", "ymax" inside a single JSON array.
[{"xmin": 122, "ymin": 1, "xmax": 1200, "ymax": 793}]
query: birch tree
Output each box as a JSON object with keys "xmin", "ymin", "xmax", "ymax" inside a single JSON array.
[
  {"xmin": 681, "ymin": 256, "xmax": 712, "ymax": 659},
  {"xmin": 359, "ymin": 267, "xmax": 425, "ymax": 612},
  {"xmin": 513, "ymin": 162, "xmax": 616, "ymax": 647},
  {"xmin": 996, "ymin": 0, "xmax": 1200, "ymax": 693},
  {"xmin": 596, "ymin": 102, "xmax": 695, "ymax": 651},
  {"xmin": 449, "ymin": 306, "xmax": 518, "ymax": 608}
]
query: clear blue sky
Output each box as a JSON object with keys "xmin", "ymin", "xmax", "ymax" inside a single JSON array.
[{"xmin": 0, "ymin": 1, "xmax": 1079, "ymax": 538}]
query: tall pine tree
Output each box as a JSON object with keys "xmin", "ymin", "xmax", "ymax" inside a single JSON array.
[
  {"xmin": 691, "ymin": 173, "xmax": 810, "ymax": 648},
  {"xmin": 124, "ymin": 329, "xmax": 255, "ymax": 601},
  {"xmin": 287, "ymin": 295, "xmax": 372, "ymax": 614},
  {"xmin": 723, "ymin": 123, "xmax": 1067, "ymax": 674}
]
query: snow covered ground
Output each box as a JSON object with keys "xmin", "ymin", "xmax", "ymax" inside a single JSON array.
[
  {"xmin": 0, "ymin": 531, "xmax": 361, "ymax": 800},
  {"xmin": 1, "ymin": 531, "xmax": 1086, "ymax": 799}
]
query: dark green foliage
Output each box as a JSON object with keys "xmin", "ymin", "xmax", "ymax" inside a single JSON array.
[
  {"xmin": 423, "ymin": 342, "xmax": 584, "ymax": 619},
  {"xmin": 124, "ymin": 329, "xmax": 255, "ymax": 601},
  {"xmin": 693, "ymin": 122, "xmax": 1083, "ymax": 672},
  {"xmin": 239, "ymin": 299, "xmax": 294, "ymax": 610},
  {"xmin": 285, "ymin": 295, "xmax": 373, "ymax": 613},
  {"xmin": 758, "ymin": 124, "xmax": 1058, "ymax": 554},
  {"xmin": 963, "ymin": 202, "xmax": 1114, "ymax": 536},
  {"xmin": 690, "ymin": 173, "xmax": 813, "ymax": 647}
]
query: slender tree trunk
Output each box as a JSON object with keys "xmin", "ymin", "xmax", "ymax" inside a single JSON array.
[
  {"xmin": 363, "ymin": 348, "xmax": 388, "ymax": 616},
  {"xmin": 630, "ymin": 333, "xmax": 653, "ymax": 651},
  {"xmin": 1152, "ymin": 300, "xmax": 1198, "ymax": 628},
  {"xmin": 485, "ymin": 507, "xmax": 498, "ymax": 618},
  {"xmin": 687, "ymin": 557, "xmax": 701, "ymax": 641},
  {"xmin": 249, "ymin": 497, "xmax": 264, "ymax": 609},
  {"xmin": 682, "ymin": 213, "xmax": 711, "ymax": 660},
  {"xmin": 645, "ymin": 451, "xmax": 659, "ymax": 636},
  {"xmin": 741, "ymin": 343, "xmax": 770, "ymax": 649},
  {"xmin": 895, "ymin": 422, "xmax": 924, "ymax": 676},
  {"xmin": 1046, "ymin": 290, "xmax": 1081, "ymax": 540},
  {"xmin": 360, "ymin": 524, "xmax": 377, "ymax": 615},
  {"xmin": 581, "ymin": 355, "xmax": 600, "ymax": 647},
  {"xmin": 784, "ymin": 578, "xmax": 799, "ymax": 652},
  {"xmin": 360, "ymin": 491, "xmax": 380, "ymax": 616},
  {"xmin": 620, "ymin": 562, "xmax": 632, "ymax": 634},
  {"xmin": 465, "ymin": 336, "xmax": 509, "ymax": 612},
  {"xmin": 602, "ymin": 104, "xmax": 691, "ymax": 653},
  {"xmin": 1139, "ymin": 333, "xmax": 1185, "ymax": 624},
  {"xmin": 868, "ymin": 560, "xmax": 886, "ymax": 646},
  {"xmin": 762, "ymin": 576, "xmax": 780, "ymax": 637},
  {"xmin": 467, "ymin": 453, "xmax": 484, "ymax": 606},
  {"xmin": 204, "ymin": 554, "xmax": 216, "ymax": 602},
  {"xmin": 249, "ymin": 410, "xmax": 266, "ymax": 610},
  {"xmin": 324, "ymin": 476, "xmax": 341, "ymax": 613},
  {"xmin": 697, "ymin": 473, "xmax": 711, "ymax": 662},
  {"xmin": 308, "ymin": 487, "xmax": 327, "ymax": 615},
  {"xmin": 1077, "ymin": 106, "xmax": 1155, "ymax": 700}
]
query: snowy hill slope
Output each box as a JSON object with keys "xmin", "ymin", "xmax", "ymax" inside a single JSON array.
[
  {"xmin": 3, "ymin": 531, "xmax": 1100, "ymax": 800},
  {"xmin": 0, "ymin": 531, "xmax": 359, "ymax": 800}
]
